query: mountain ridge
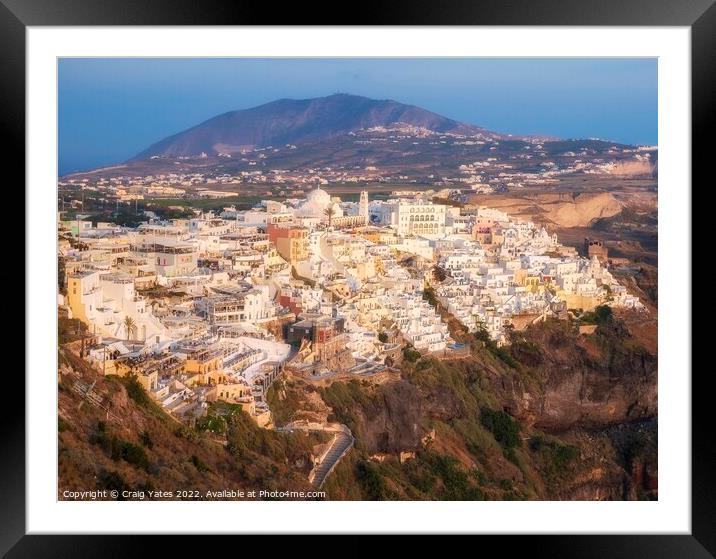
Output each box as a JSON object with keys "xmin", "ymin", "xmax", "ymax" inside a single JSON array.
[{"xmin": 130, "ymin": 93, "xmax": 505, "ymax": 161}]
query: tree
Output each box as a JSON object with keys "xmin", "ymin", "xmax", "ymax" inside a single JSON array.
[
  {"xmin": 480, "ymin": 408, "xmax": 521, "ymax": 450},
  {"xmin": 422, "ymin": 287, "xmax": 437, "ymax": 307},
  {"xmin": 123, "ymin": 316, "xmax": 137, "ymax": 341},
  {"xmin": 580, "ymin": 304, "xmax": 612, "ymax": 325},
  {"xmin": 432, "ymin": 265, "xmax": 448, "ymax": 282},
  {"xmin": 323, "ymin": 205, "xmax": 336, "ymax": 228},
  {"xmin": 58, "ymin": 255, "xmax": 67, "ymax": 295},
  {"xmin": 402, "ymin": 345, "xmax": 421, "ymax": 363},
  {"xmin": 602, "ymin": 284, "xmax": 614, "ymax": 301}
]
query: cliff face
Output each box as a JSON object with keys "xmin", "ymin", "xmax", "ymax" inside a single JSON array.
[
  {"xmin": 470, "ymin": 192, "xmax": 623, "ymax": 228},
  {"xmin": 59, "ymin": 309, "xmax": 657, "ymax": 501},
  {"xmin": 493, "ymin": 319, "xmax": 657, "ymax": 432},
  {"xmin": 270, "ymin": 311, "xmax": 657, "ymax": 501},
  {"xmin": 357, "ymin": 381, "xmax": 424, "ymax": 453},
  {"xmin": 546, "ymin": 192, "xmax": 623, "ymax": 227},
  {"xmin": 58, "ymin": 347, "xmax": 325, "ymax": 499}
]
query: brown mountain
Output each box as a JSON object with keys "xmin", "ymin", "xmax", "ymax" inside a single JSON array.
[{"xmin": 131, "ymin": 93, "xmax": 501, "ymax": 160}]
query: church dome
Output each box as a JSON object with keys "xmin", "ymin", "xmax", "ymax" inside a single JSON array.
[
  {"xmin": 298, "ymin": 187, "xmax": 340, "ymax": 218},
  {"xmin": 307, "ymin": 187, "xmax": 331, "ymax": 207}
]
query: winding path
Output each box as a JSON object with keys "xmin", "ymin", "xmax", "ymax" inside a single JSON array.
[
  {"xmin": 309, "ymin": 429, "xmax": 354, "ymax": 489},
  {"xmin": 277, "ymin": 422, "xmax": 354, "ymax": 489}
]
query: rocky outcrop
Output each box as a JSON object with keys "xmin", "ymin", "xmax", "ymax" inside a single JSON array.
[
  {"xmin": 342, "ymin": 381, "xmax": 424, "ymax": 454},
  {"xmin": 270, "ymin": 312, "xmax": 658, "ymax": 501},
  {"xmin": 606, "ymin": 160, "xmax": 654, "ymax": 177},
  {"xmin": 492, "ymin": 319, "xmax": 657, "ymax": 432},
  {"xmin": 471, "ymin": 191, "xmax": 623, "ymax": 228},
  {"xmin": 545, "ymin": 192, "xmax": 623, "ymax": 227}
]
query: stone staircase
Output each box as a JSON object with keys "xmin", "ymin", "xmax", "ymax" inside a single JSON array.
[{"xmin": 310, "ymin": 429, "xmax": 354, "ymax": 489}]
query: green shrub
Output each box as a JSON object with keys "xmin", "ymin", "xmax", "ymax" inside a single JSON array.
[
  {"xmin": 120, "ymin": 441, "xmax": 150, "ymax": 470},
  {"xmin": 196, "ymin": 413, "xmax": 228, "ymax": 434},
  {"xmin": 473, "ymin": 327, "xmax": 491, "ymax": 344},
  {"xmin": 402, "ymin": 346, "xmax": 421, "ymax": 363},
  {"xmin": 529, "ymin": 435, "xmax": 545, "ymax": 452},
  {"xmin": 505, "ymin": 447, "xmax": 520, "ymax": 466},
  {"xmin": 438, "ymin": 457, "xmax": 484, "ymax": 500},
  {"xmin": 97, "ymin": 470, "xmax": 129, "ymax": 496},
  {"xmin": 530, "ymin": 435, "xmax": 579, "ymax": 481},
  {"xmin": 510, "ymin": 339, "xmax": 543, "ymax": 367},
  {"xmin": 108, "ymin": 375, "xmax": 169, "ymax": 422},
  {"xmin": 580, "ymin": 305, "xmax": 613, "ymax": 325},
  {"xmin": 480, "ymin": 408, "xmax": 521, "ymax": 450},
  {"xmin": 472, "ymin": 329, "xmax": 521, "ymax": 368},
  {"xmin": 551, "ymin": 444, "xmax": 579, "ymax": 471},
  {"xmin": 89, "ymin": 424, "xmax": 150, "ymax": 471},
  {"xmin": 491, "ymin": 346, "xmax": 520, "ymax": 369},
  {"xmin": 225, "ymin": 405, "xmax": 314, "ymax": 465},
  {"xmin": 356, "ymin": 460, "xmax": 388, "ymax": 500},
  {"xmin": 123, "ymin": 376, "xmax": 152, "ymax": 407},
  {"xmin": 191, "ymin": 454, "xmax": 210, "ymax": 473}
]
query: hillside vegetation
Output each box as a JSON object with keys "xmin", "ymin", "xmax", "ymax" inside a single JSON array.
[
  {"xmin": 59, "ymin": 309, "xmax": 656, "ymax": 500},
  {"xmin": 58, "ymin": 346, "xmax": 327, "ymax": 499},
  {"xmin": 269, "ymin": 311, "xmax": 657, "ymax": 501}
]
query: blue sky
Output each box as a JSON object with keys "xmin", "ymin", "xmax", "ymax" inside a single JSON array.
[{"xmin": 58, "ymin": 58, "xmax": 657, "ymax": 175}]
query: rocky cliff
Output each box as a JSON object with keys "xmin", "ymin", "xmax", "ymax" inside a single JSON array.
[
  {"xmin": 471, "ymin": 191, "xmax": 623, "ymax": 228},
  {"xmin": 59, "ymin": 308, "xmax": 657, "ymax": 501},
  {"xmin": 493, "ymin": 318, "xmax": 657, "ymax": 431},
  {"xmin": 546, "ymin": 192, "xmax": 623, "ymax": 227},
  {"xmin": 58, "ymin": 345, "xmax": 326, "ymax": 499},
  {"xmin": 268, "ymin": 311, "xmax": 657, "ymax": 501}
]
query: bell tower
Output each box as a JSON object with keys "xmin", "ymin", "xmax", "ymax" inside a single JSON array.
[{"xmin": 359, "ymin": 191, "xmax": 369, "ymax": 222}]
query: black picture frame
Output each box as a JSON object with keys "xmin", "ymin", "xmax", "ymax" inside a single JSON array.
[{"xmin": 5, "ymin": 0, "xmax": 706, "ymax": 554}]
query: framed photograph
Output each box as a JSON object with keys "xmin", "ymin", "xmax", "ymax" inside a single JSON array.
[{"xmin": 7, "ymin": 0, "xmax": 707, "ymax": 553}]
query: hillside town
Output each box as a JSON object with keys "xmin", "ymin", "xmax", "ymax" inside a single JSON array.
[
  {"xmin": 58, "ymin": 126, "xmax": 657, "ymax": 204},
  {"xmin": 58, "ymin": 186, "xmax": 646, "ymax": 429}
]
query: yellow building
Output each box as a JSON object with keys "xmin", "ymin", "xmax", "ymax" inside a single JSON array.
[
  {"xmin": 556, "ymin": 291, "xmax": 604, "ymax": 312},
  {"xmin": 115, "ymin": 360, "xmax": 159, "ymax": 392},
  {"xmin": 184, "ymin": 347, "xmax": 223, "ymax": 376},
  {"xmin": 268, "ymin": 224, "xmax": 309, "ymax": 264},
  {"xmin": 207, "ymin": 382, "xmax": 255, "ymax": 414},
  {"xmin": 66, "ymin": 270, "xmax": 101, "ymax": 325}
]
